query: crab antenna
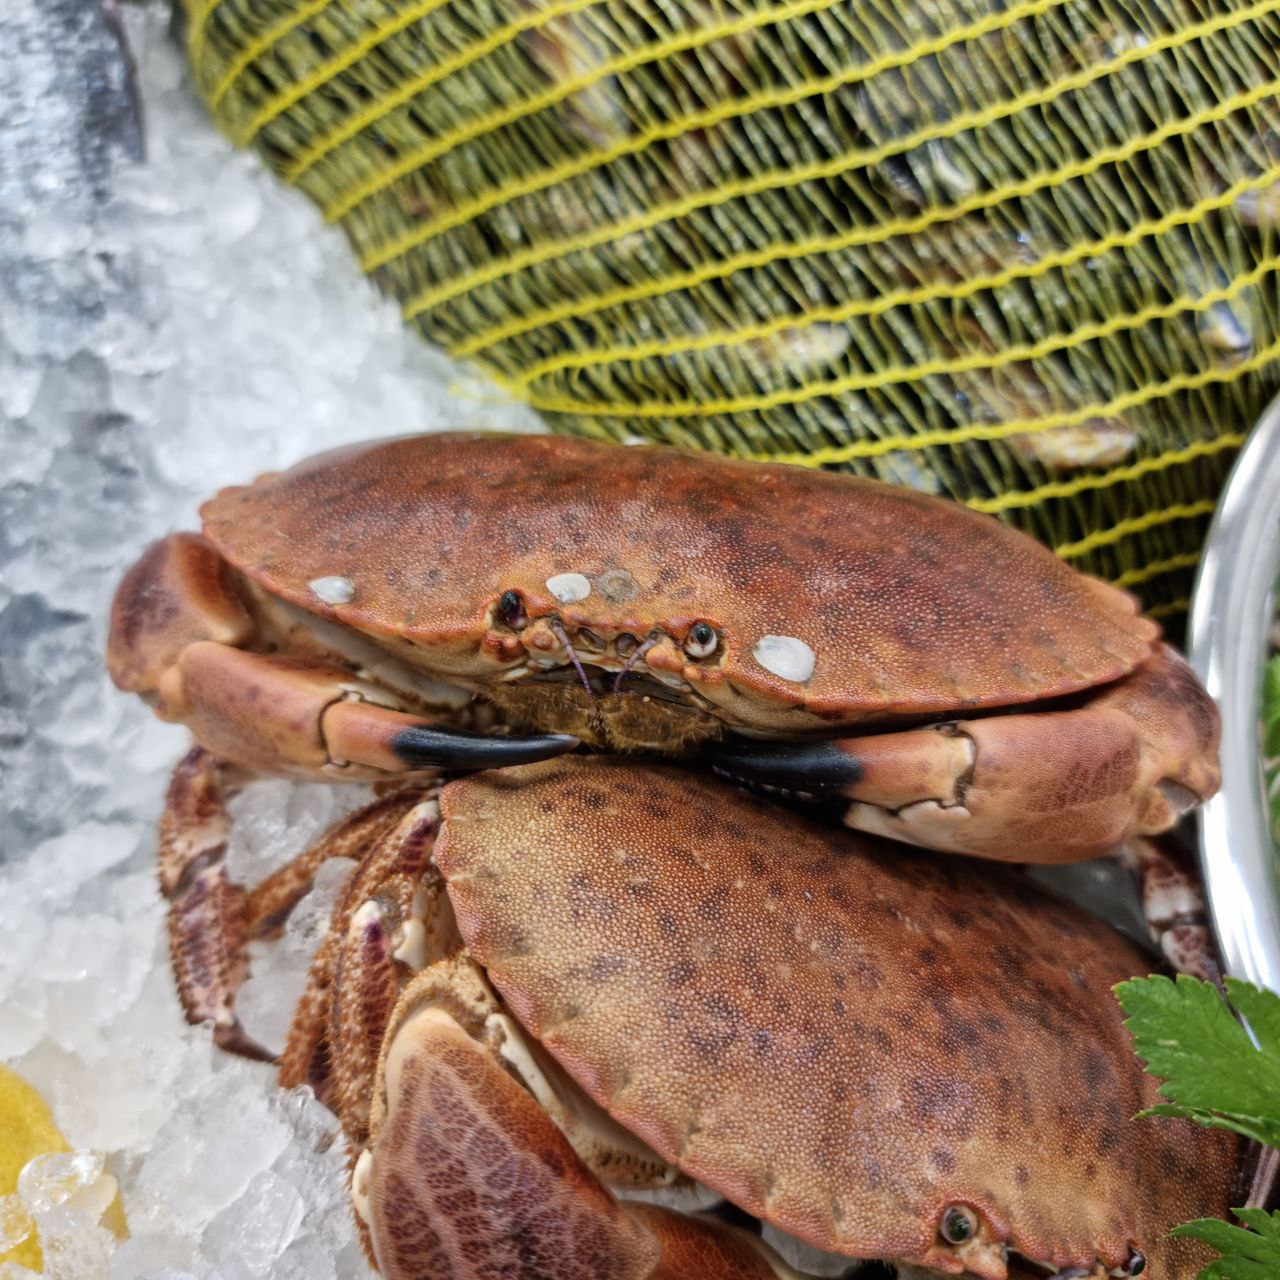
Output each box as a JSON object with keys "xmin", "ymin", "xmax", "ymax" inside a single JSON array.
[
  {"xmin": 550, "ymin": 619, "xmax": 595, "ymax": 701},
  {"xmin": 612, "ymin": 632, "xmax": 660, "ymax": 694}
]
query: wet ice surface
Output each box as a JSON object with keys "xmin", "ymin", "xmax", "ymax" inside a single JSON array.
[{"xmin": 0, "ymin": 2, "xmax": 535, "ymax": 1275}]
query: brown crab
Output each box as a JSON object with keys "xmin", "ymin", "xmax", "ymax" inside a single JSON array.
[
  {"xmin": 107, "ymin": 433, "xmax": 1235, "ymax": 1274},
  {"xmin": 156, "ymin": 753, "xmax": 1238, "ymax": 1279},
  {"xmin": 107, "ymin": 431, "xmax": 1221, "ymax": 996}
]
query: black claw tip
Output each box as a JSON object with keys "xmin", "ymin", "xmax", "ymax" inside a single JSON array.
[
  {"xmin": 702, "ymin": 738, "xmax": 862, "ymax": 793},
  {"xmin": 214, "ymin": 1021, "xmax": 278, "ymax": 1064},
  {"xmin": 391, "ymin": 726, "xmax": 579, "ymax": 771}
]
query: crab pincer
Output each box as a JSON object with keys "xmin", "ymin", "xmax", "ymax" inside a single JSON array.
[
  {"xmin": 108, "ymin": 530, "xmax": 578, "ymax": 779},
  {"xmin": 704, "ymin": 641, "xmax": 1218, "ymax": 865},
  {"xmin": 108, "ymin": 432, "xmax": 1217, "ymax": 859}
]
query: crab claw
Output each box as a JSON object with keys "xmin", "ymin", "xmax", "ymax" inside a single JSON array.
[
  {"xmin": 702, "ymin": 737, "xmax": 862, "ymax": 798},
  {"xmin": 365, "ymin": 1001, "xmax": 789, "ymax": 1280},
  {"xmin": 324, "ymin": 700, "xmax": 579, "ymax": 775},
  {"xmin": 705, "ymin": 645, "xmax": 1217, "ymax": 864},
  {"xmin": 388, "ymin": 723, "xmax": 580, "ymax": 771}
]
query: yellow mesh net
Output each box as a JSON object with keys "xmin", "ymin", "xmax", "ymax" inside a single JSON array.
[{"xmin": 183, "ymin": 0, "xmax": 1280, "ymax": 625}]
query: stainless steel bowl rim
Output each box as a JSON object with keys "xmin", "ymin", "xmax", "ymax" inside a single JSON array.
[{"xmin": 1189, "ymin": 392, "xmax": 1280, "ymax": 990}]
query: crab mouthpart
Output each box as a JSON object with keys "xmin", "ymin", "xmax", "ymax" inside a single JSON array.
[
  {"xmin": 483, "ymin": 619, "xmax": 729, "ymax": 750},
  {"xmin": 612, "ymin": 631, "xmax": 661, "ymax": 694}
]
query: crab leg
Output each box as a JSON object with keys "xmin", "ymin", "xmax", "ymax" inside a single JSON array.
[
  {"xmin": 1117, "ymin": 837, "xmax": 1219, "ymax": 983},
  {"xmin": 707, "ymin": 644, "xmax": 1218, "ymax": 864},
  {"xmin": 157, "ymin": 746, "xmax": 265, "ymax": 1059},
  {"xmin": 362, "ymin": 1000, "xmax": 793, "ymax": 1280},
  {"xmin": 158, "ymin": 750, "xmax": 428, "ymax": 1063},
  {"xmin": 281, "ymin": 797, "xmax": 446, "ymax": 1143},
  {"xmin": 109, "ymin": 533, "xmax": 577, "ymax": 781}
]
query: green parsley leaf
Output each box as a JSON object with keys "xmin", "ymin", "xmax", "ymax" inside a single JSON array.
[
  {"xmin": 1170, "ymin": 1210, "xmax": 1280, "ymax": 1280},
  {"xmin": 1263, "ymin": 655, "xmax": 1280, "ymax": 759},
  {"xmin": 1265, "ymin": 656, "xmax": 1280, "ymax": 841},
  {"xmin": 1113, "ymin": 974, "xmax": 1280, "ymax": 1148}
]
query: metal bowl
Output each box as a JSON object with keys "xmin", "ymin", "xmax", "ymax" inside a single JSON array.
[{"xmin": 1189, "ymin": 394, "xmax": 1280, "ymax": 989}]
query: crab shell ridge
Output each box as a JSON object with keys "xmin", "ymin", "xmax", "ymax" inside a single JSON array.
[
  {"xmin": 199, "ymin": 433, "xmax": 1156, "ymax": 727},
  {"xmin": 431, "ymin": 758, "xmax": 1235, "ymax": 1278}
]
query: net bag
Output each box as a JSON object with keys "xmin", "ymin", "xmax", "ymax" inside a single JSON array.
[{"xmin": 182, "ymin": 0, "xmax": 1280, "ymax": 623}]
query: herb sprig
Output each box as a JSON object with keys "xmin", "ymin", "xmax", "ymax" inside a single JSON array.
[{"xmin": 1116, "ymin": 975, "xmax": 1280, "ymax": 1278}]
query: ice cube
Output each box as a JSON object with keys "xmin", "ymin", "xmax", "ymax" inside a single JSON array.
[
  {"xmin": 12, "ymin": 1150, "xmax": 120, "ymax": 1280},
  {"xmin": 131, "ymin": 1060, "xmax": 291, "ymax": 1234},
  {"xmin": 237, "ymin": 855, "xmax": 355, "ymax": 1055},
  {"xmin": 202, "ymin": 1171, "xmax": 305, "ymax": 1275},
  {"xmin": 0, "ymin": 1195, "xmax": 34, "ymax": 1253},
  {"xmin": 29, "ymin": 1217, "xmax": 114, "ymax": 1280},
  {"xmin": 0, "ymin": 1262, "xmax": 42, "ymax": 1279},
  {"xmin": 16, "ymin": 1151, "xmax": 108, "ymax": 1218}
]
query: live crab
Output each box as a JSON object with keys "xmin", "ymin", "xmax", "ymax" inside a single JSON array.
[
  {"xmin": 108, "ymin": 432, "xmax": 1221, "ymax": 973},
  {"xmin": 154, "ymin": 752, "xmax": 1238, "ymax": 1279},
  {"xmin": 107, "ymin": 432, "xmax": 1232, "ymax": 1276}
]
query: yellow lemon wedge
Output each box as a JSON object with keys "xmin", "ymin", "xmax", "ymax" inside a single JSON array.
[{"xmin": 0, "ymin": 1065, "xmax": 127, "ymax": 1271}]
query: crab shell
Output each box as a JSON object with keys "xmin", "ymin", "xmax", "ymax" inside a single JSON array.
[
  {"xmin": 402, "ymin": 757, "xmax": 1237, "ymax": 1280},
  {"xmin": 196, "ymin": 431, "xmax": 1153, "ymax": 736}
]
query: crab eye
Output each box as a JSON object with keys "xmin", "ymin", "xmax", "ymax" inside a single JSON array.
[
  {"xmin": 939, "ymin": 1205, "xmax": 976, "ymax": 1245},
  {"xmin": 683, "ymin": 622, "xmax": 718, "ymax": 659},
  {"xmin": 1125, "ymin": 1250, "xmax": 1146, "ymax": 1276},
  {"xmin": 496, "ymin": 590, "xmax": 527, "ymax": 629}
]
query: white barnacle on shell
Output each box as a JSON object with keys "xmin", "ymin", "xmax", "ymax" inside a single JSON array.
[
  {"xmin": 350, "ymin": 898, "xmax": 384, "ymax": 933},
  {"xmin": 351, "ymin": 1149, "xmax": 373, "ymax": 1224},
  {"xmin": 393, "ymin": 919, "xmax": 428, "ymax": 971},
  {"xmin": 753, "ymin": 634, "xmax": 816, "ymax": 683},
  {"xmin": 545, "ymin": 572, "xmax": 591, "ymax": 604},
  {"xmin": 308, "ymin": 574, "xmax": 355, "ymax": 605}
]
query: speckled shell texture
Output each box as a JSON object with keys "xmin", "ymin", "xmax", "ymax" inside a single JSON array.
[
  {"xmin": 200, "ymin": 432, "xmax": 1156, "ymax": 719},
  {"xmin": 434, "ymin": 758, "xmax": 1236, "ymax": 1276}
]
